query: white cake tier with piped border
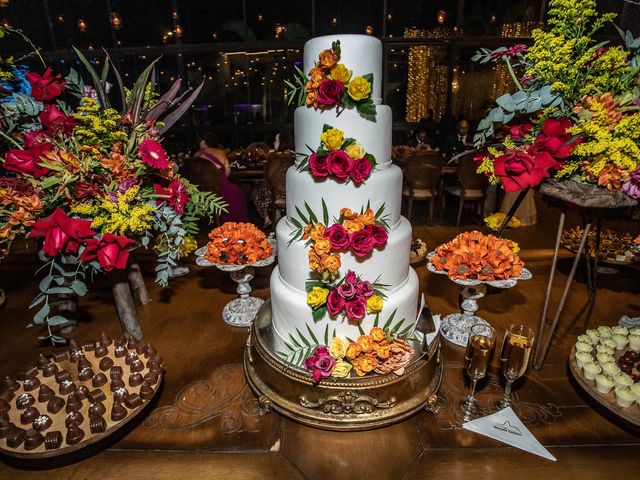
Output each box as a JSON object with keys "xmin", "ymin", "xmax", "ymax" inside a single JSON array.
[
  {"xmin": 270, "ymin": 265, "xmax": 420, "ymax": 348},
  {"xmin": 285, "ymin": 162, "xmax": 403, "ymax": 229},
  {"xmin": 276, "ymin": 216, "xmax": 413, "ymax": 290},
  {"xmin": 294, "ymin": 105, "xmax": 392, "ymax": 170},
  {"xmin": 303, "ymin": 34, "xmax": 383, "ymax": 102}
]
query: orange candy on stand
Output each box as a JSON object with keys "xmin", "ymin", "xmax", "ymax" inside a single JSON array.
[
  {"xmin": 204, "ymin": 222, "xmax": 272, "ymax": 265},
  {"xmin": 429, "ymin": 231, "xmax": 524, "ymax": 282}
]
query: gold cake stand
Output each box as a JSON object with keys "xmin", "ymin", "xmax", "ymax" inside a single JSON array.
[{"xmin": 244, "ymin": 301, "xmax": 442, "ymax": 431}]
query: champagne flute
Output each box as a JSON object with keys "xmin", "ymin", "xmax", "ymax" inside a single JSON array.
[
  {"xmin": 497, "ymin": 324, "xmax": 535, "ymax": 409},
  {"xmin": 458, "ymin": 323, "xmax": 496, "ymax": 420}
]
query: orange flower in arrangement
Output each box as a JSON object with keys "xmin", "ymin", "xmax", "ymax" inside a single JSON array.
[
  {"xmin": 352, "ymin": 353, "xmax": 378, "ymax": 377},
  {"xmin": 319, "ymin": 253, "xmax": 341, "ymax": 273},
  {"xmin": 373, "ymin": 341, "xmax": 391, "ymax": 360},
  {"xmin": 205, "ymin": 222, "xmax": 272, "ymax": 265},
  {"xmin": 345, "ymin": 342, "xmax": 363, "ymax": 360},
  {"xmin": 429, "ymin": 231, "xmax": 524, "ymax": 281},
  {"xmin": 360, "ymin": 209, "xmax": 376, "ymax": 226},
  {"xmin": 635, "ymin": 234, "xmax": 640, "ymax": 245},
  {"xmin": 370, "ymin": 327, "xmax": 386, "ymax": 342},
  {"xmin": 319, "ymin": 49, "xmax": 339, "ymax": 69},
  {"xmin": 356, "ymin": 334, "xmax": 374, "ymax": 353}
]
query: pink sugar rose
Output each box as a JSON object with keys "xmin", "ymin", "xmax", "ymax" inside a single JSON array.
[
  {"xmin": 304, "ymin": 346, "xmax": 336, "ymax": 383},
  {"xmin": 350, "ymin": 229, "xmax": 375, "ymax": 257},
  {"xmin": 356, "ymin": 280, "xmax": 374, "ymax": 298},
  {"xmin": 326, "ymin": 150, "xmax": 352, "ymax": 180},
  {"xmin": 344, "ymin": 270, "xmax": 357, "ymax": 285},
  {"xmin": 349, "ymin": 157, "xmax": 373, "ymax": 185},
  {"xmin": 327, "ymin": 289, "xmax": 346, "ymax": 316},
  {"xmin": 365, "ymin": 224, "xmax": 388, "ymax": 247},
  {"xmin": 337, "ymin": 281, "xmax": 357, "ymax": 300},
  {"xmin": 316, "ymin": 79, "xmax": 345, "ymax": 107},
  {"xmin": 324, "ymin": 224, "xmax": 350, "ymax": 250},
  {"xmin": 345, "ymin": 297, "xmax": 367, "ymax": 322},
  {"xmin": 308, "ymin": 152, "xmax": 329, "ymax": 177}
]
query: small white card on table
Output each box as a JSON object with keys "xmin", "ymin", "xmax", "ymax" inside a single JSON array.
[{"xmin": 463, "ymin": 407, "xmax": 556, "ymax": 461}]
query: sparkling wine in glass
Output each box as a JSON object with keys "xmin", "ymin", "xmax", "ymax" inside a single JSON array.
[
  {"xmin": 458, "ymin": 323, "xmax": 496, "ymax": 420},
  {"xmin": 497, "ymin": 324, "xmax": 535, "ymax": 409}
]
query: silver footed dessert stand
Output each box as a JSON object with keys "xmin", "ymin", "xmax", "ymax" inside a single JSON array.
[
  {"xmin": 195, "ymin": 243, "xmax": 276, "ymax": 327},
  {"xmin": 426, "ymin": 252, "xmax": 532, "ymax": 346}
]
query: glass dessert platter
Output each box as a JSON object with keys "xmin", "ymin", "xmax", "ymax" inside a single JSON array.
[
  {"xmin": 195, "ymin": 241, "xmax": 277, "ymax": 328},
  {"xmin": 426, "ymin": 252, "xmax": 532, "ymax": 347}
]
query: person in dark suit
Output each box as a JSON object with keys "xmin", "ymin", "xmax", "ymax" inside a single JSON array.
[
  {"xmin": 443, "ymin": 119, "xmax": 473, "ymax": 155},
  {"xmin": 406, "ymin": 126, "xmax": 435, "ymax": 149}
]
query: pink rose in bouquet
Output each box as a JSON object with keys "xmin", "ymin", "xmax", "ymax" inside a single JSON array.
[
  {"xmin": 337, "ymin": 281, "xmax": 357, "ymax": 300},
  {"xmin": 316, "ymin": 79, "xmax": 345, "ymax": 107},
  {"xmin": 349, "ymin": 157, "xmax": 373, "ymax": 185},
  {"xmin": 39, "ymin": 104, "xmax": 76, "ymax": 135},
  {"xmin": 529, "ymin": 118, "xmax": 582, "ymax": 160},
  {"xmin": 308, "ymin": 152, "xmax": 329, "ymax": 177},
  {"xmin": 324, "ymin": 223, "xmax": 349, "ymax": 250},
  {"xmin": 23, "ymin": 130, "xmax": 51, "ymax": 148},
  {"xmin": 327, "ymin": 289, "xmax": 345, "ymax": 316},
  {"xmin": 26, "ymin": 68, "xmax": 66, "ymax": 101},
  {"xmin": 365, "ymin": 224, "xmax": 388, "ymax": 247},
  {"xmin": 304, "ymin": 346, "xmax": 336, "ymax": 383},
  {"xmin": 344, "ymin": 269, "xmax": 358, "ymax": 285},
  {"xmin": 326, "ymin": 150, "xmax": 352, "ymax": 180},
  {"xmin": 349, "ymin": 228, "xmax": 375, "ymax": 257},
  {"xmin": 30, "ymin": 207, "xmax": 95, "ymax": 257},
  {"xmin": 345, "ymin": 296, "xmax": 367, "ymax": 322},
  {"xmin": 355, "ymin": 280, "xmax": 374, "ymax": 298}
]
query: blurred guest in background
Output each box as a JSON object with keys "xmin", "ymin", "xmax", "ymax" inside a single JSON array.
[
  {"xmin": 251, "ymin": 131, "xmax": 294, "ymax": 228},
  {"xmin": 406, "ymin": 126, "xmax": 436, "ymax": 150},
  {"xmin": 195, "ymin": 132, "xmax": 250, "ymax": 223},
  {"xmin": 443, "ymin": 119, "xmax": 473, "ymax": 155}
]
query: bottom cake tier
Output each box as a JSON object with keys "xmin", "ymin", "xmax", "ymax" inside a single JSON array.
[{"xmin": 269, "ymin": 266, "xmax": 420, "ymax": 352}]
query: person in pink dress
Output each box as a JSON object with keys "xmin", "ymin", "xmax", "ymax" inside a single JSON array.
[{"xmin": 194, "ymin": 133, "xmax": 250, "ymax": 223}]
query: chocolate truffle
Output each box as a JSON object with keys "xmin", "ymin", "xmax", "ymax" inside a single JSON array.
[
  {"xmin": 44, "ymin": 430, "xmax": 63, "ymax": 450},
  {"xmin": 110, "ymin": 378, "xmax": 125, "ymax": 391},
  {"xmin": 114, "ymin": 345, "xmax": 127, "ymax": 358},
  {"xmin": 52, "ymin": 352, "xmax": 67, "ymax": 362},
  {"xmin": 65, "ymin": 425, "xmax": 84, "ymax": 445},
  {"xmin": 23, "ymin": 376, "xmax": 41, "ymax": 392},
  {"xmin": 143, "ymin": 346, "xmax": 156, "ymax": 359},
  {"xmin": 20, "ymin": 406, "xmax": 39, "ymax": 425},
  {"xmin": 114, "ymin": 336, "xmax": 125, "ymax": 347},
  {"xmin": 89, "ymin": 416, "xmax": 107, "ymax": 433},
  {"xmin": 111, "ymin": 400, "xmax": 127, "ymax": 421},
  {"xmin": 130, "ymin": 359, "xmax": 144, "ymax": 373},
  {"xmin": 99, "ymin": 332, "xmax": 113, "ymax": 347},
  {"xmin": 139, "ymin": 382, "xmax": 154, "ymax": 400},
  {"xmin": 125, "ymin": 351, "xmax": 138, "ymax": 366},
  {"xmin": 37, "ymin": 354, "xmax": 49, "ymax": 369},
  {"xmin": 38, "ymin": 384, "xmax": 55, "ymax": 403},
  {"xmin": 6, "ymin": 426, "xmax": 26, "ymax": 448},
  {"xmin": 23, "ymin": 367, "xmax": 39, "ymax": 379},
  {"xmin": 32, "ymin": 414, "xmax": 52, "ymax": 432},
  {"xmin": 135, "ymin": 342, "xmax": 148, "ymax": 355},
  {"xmin": 149, "ymin": 353, "xmax": 163, "ymax": 366},
  {"xmin": 126, "ymin": 337, "xmax": 138, "ymax": 350},
  {"xmin": 69, "ymin": 349, "xmax": 82, "ymax": 363},
  {"xmin": 143, "ymin": 372, "xmax": 159, "ymax": 385},
  {"xmin": 109, "ymin": 366, "xmax": 123, "ymax": 379},
  {"xmin": 0, "ymin": 410, "xmax": 8, "ymax": 423},
  {"xmin": 55, "ymin": 369, "xmax": 71, "ymax": 383},
  {"xmin": 99, "ymin": 357, "xmax": 114, "ymax": 371},
  {"xmin": 124, "ymin": 393, "xmax": 143, "ymax": 409},
  {"xmin": 94, "ymin": 344, "xmax": 108, "ymax": 358},
  {"xmin": 24, "ymin": 428, "xmax": 45, "ymax": 450},
  {"xmin": 83, "ymin": 341, "xmax": 96, "ymax": 351},
  {"xmin": 88, "ymin": 389, "xmax": 106, "ymax": 403},
  {"xmin": 59, "ymin": 379, "xmax": 75, "ymax": 395},
  {"xmin": 65, "ymin": 411, "xmax": 84, "ymax": 428},
  {"xmin": 65, "ymin": 393, "xmax": 82, "ymax": 413},
  {"xmin": 0, "ymin": 417, "xmax": 13, "ymax": 438},
  {"xmin": 16, "ymin": 393, "xmax": 35, "ymax": 410},
  {"xmin": 47, "ymin": 396, "xmax": 65, "ymax": 414},
  {"xmin": 69, "ymin": 339, "xmax": 80, "ymax": 350},
  {"xmin": 78, "ymin": 366, "xmax": 94, "ymax": 381},
  {"xmin": 42, "ymin": 363, "xmax": 58, "ymax": 377},
  {"xmin": 2, "ymin": 375, "xmax": 19, "ymax": 392},
  {"xmin": 113, "ymin": 387, "xmax": 128, "ymax": 403},
  {"xmin": 92, "ymin": 373, "xmax": 108, "ymax": 388},
  {"xmin": 128, "ymin": 373, "xmax": 143, "ymax": 388},
  {"xmin": 1, "ymin": 389, "xmax": 15, "ymax": 403},
  {"xmin": 77, "ymin": 355, "xmax": 91, "ymax": 370},
  {"xmin": 88, "ymin": 401, "xmax": 106, "ymax": 418},
  {"xmin": 76, "ymin": 385, "xmax": 90, "ymax": 400}
]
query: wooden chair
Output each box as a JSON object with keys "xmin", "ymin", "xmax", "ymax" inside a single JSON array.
[
  {"xmin": 402, "ymin": 150, "xmax": 443, "ymax": 225},
  {"xmin": 264, "ymin": 151, "xmax": 295, "ymax": 228},
  {"xmin": 442, "ymin": 150, "xmax": 488, "ymax": 227},
  {"xmin": 181, "ymin": 157, "xmax": 222, "ymax": 225}
]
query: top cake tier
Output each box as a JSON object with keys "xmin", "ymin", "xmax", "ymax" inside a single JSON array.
[{"xmin": 303, "ymin": 35, "xmax": 383, "ymax": 102}]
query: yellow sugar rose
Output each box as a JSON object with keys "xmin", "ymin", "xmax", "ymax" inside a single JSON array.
[
  {"xmin": 320, "ymin": 127, "xmax": 344, "ymax": 151},
  {"xmin": 344, "ymin": 143, "xmax": 365, "ymax": 160},
  {"xmin": 306, "ymin": 286, "xmax": 329, "ymax": 309},
  {"xmin": 332, "ymin": 360, "xmax": 353, "ymax": 378},
  {"xmin": 330, "ymin": 63, "xmax": 352, "ymax": 84},
  {"xmin": 347, "ymin": 76, "xmax": 372, "ymax": 101},
  {"xmin": 366, "ymin": 294, "xmax": 384, "ymax": 314},
  {"xmin": 330, "ymin": 336, "xmax": 349, "ymax": 359}
]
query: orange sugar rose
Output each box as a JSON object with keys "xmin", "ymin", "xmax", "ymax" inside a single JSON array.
[
  {"xmin": 352, "ymin": 353, "xmax": 378, "ymax": 377},
  {"xmin": 345, "ymin": 342, "xmax": 363, "ymax": 360},
  {"xmin": 370, "ymin": 327, "xmax": 386, "ymax": 342},
  {"xmin": 318, "ymin": 49, "xmax": 338, "ymax": 69},
  {"xmin": 361, "ymin": 209, "xmax": 376, "ymax": 226},
  {"xmin": 373, "ymin": 341, "xmax": 391, "ymax": 360},
  {"xmin": 356, "ymin": 335, "xmax": 374, "ymax": 353}
]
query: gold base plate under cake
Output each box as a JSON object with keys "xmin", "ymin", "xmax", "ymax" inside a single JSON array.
[{"xmin": 244, "ymin": 300, "xmax": 442, "ymax": 431}]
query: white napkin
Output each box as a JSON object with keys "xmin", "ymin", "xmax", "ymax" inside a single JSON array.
[
  {"xmin": 426, "ymin": 314, "xmax": 441, "ymax": 347},
  {"xmin": 463, "ymin": 407, "xmax": 556, "ymax": 461}
]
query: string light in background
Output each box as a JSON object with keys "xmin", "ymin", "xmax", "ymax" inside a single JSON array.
[
  {"xmin": 331, "ymin": 17, "xmax": 337, "ymax": 26},
  {"xmin": 364, "ymin": 25, "xmax": 374, "ymax": 35},
  {"xmin": 437, "ymin": 10, "xmax": 446, "ymax": 25},
  {"xmin": 78, "ymin": 18, "xmax": 87, "ymax": 32},
  {"xmin": 56, "ymin": 14, "xmax": 64, "ymax": 22},
  {"xmin": 110, "ymin": 12, "xmax": 122, "ymax": 30},
  {"xmin": 500, "ymin": 21, "xmax": 541, "ymax": 37}
]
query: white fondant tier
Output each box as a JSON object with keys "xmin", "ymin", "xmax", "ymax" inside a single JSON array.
[
  {"xmin": 285, "ymin": 163, "xmax": 404, "ymax": 228},
  {"xmin": 276, "ymin": 216, "xmax": 413, "ymax": 290},
  {"xmin": 303, "ymin": 34, "xmax": 383, "ymax": 102},
  {"xmin": 270, "ymin": 265, "xmax": 420, "ymax": 347},
  {"xmin": 294, "ymin": 105, "xmax": 392, "ymax": 169}
]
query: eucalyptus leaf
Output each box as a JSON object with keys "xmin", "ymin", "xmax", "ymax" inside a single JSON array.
[
  {"xmin": 33, "ymin": 304, "xmax": 50, "ymax": 324},
  {"xmin": 71, "ymin": 280, "xmax": 87, "ymax": 296},
  {"xmin": 47, "ymin": 315, "xmax": 71, "ymax": 326}
]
